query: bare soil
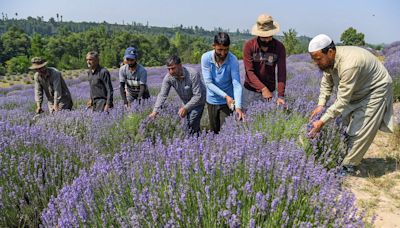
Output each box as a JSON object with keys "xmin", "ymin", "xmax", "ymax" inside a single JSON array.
[{"xmin": 344, "ymin": 103, "xmax": 400, "ymax": 227}]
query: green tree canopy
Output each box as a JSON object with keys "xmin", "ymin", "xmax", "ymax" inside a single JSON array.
[
  {"xmin": 0, "ymin": 26, "xmax": 30, "ymax": 63},
  {"xmin": 340, "ymin": 27, "xmax": 365, "ymax": 46},
  {"xmin": 282, "ymin": 29, "xmax": 302, "ymax": 55}
]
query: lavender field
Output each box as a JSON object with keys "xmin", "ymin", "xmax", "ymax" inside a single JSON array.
[{"xmin": 1, "ymin": 42, "xmax": 400, "ymax": 227}]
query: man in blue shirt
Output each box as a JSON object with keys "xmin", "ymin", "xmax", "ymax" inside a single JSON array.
[{"xmin": 201, "ymin": 32, "xmax": 244, "ymax": 133}]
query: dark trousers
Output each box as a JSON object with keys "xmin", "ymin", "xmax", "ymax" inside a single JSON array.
[
  {"xmin": 187, "ymin": 105, "xmax": 205, "ymax": 135},
  {"xmin": 128, "ymin": 88, "xmax": 150, "ymax": 103},
  {"xmin": 93, "ymin": 98, "xmax": 107, "ymax": 112},
  {"xmin": 207, "ymin": 102, "xmax": 233, "ymax": 134}
]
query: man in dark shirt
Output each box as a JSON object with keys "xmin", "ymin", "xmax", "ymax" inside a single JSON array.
[
  {"xmin": 243, "ymin": 14, "xmax": 287, "ymax": 108},
  {"xmin": 86, "ymin": 51, "xmax": 113, "ymax": 112}
]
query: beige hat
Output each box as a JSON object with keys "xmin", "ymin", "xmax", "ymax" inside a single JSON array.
[
  {"xmin": 29, "ymin": 57, "xmax": 48, "ymax": 70},
  {"xmin": 251, "ymin": 14, "xmax": 280, "ymax": 37}
]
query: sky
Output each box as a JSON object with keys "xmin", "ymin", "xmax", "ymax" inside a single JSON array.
[{"xmin": 1, "ymin": 0, "xmax": 399, "ymax": 44}]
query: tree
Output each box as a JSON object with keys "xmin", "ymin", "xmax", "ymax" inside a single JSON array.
[
  {"xmin": 5, "ymin": 55, "xmax": 30, "ymax": 74},
  {"xmin": 29, "ymin": 33, "xmax": 46, "ymax": 57},
  {"xmin": 0, "ymin": 26, "xmax": 30, "ymax": 62},
  {"xmin": 282, "ymin": 28, "xmax": 301, "ymax": 56},
  {"xmin": 340, "ymin": 27, "xmax": 365, "ymax": 46}
]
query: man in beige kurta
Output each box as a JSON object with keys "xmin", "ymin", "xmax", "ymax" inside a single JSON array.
[{"xmin": 308, "ymin": 34, "xmax": 394, "ymax": 171}]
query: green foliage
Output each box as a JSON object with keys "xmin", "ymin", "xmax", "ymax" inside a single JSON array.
[
  {"xmin": 29, "ymin": 33, "xmax": 45, "ymax": 57},
  {"xmin": 0, "ymin": 26, "xmax": 31, "ymax": 63},
  {"xmin": 393, "ymin": 78, "xmax": 400, "ymax": 102},
  {"xmin": 250, "ymin": 108, "xmax": 308, "ymax": 142},
  {"xmin": 340, "ymin": 27, "xmax": 365, "ymax": 46},
  {"xmin": 99, "ymin": 111, "xmax": 149, "ymax": 155},
  {"xmin": 300, "ymin": 123, "xmax": 348, "ymax": 169},
  {"xmin": 0, "ymin": 64, "xmax": 6, "ymax": 75},
  {"xmin": 5, "ymin": 55, "xmax": 30, "ymax": 74},
  {"xmin": 282, "ymin": 29, "xmax": 303, "ymax": 55},
  {"xmin": 0, "ymin": 17, "xmax": 255, "ymax": 71}
]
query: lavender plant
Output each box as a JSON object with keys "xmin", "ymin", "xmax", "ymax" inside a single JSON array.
[
  {"xmin": 0, "ymin": 122, "xmax": 95, "ymax": 227},
  {"xmin": 41, "ymin": 132, "xmax": 368, "ymax": 227}
]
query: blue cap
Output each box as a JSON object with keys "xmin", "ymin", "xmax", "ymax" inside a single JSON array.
[{"xmin": 124, "ymin": 47, "xmax": 137, "ymax": 59}]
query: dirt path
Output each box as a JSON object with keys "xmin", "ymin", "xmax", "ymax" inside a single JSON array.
[{"xmin": 344, "ymin": 103, "xmax": 400, "ymax": 227}]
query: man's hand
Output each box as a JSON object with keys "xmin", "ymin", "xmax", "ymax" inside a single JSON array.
[
  {"xmin": 149, "ymin": 111, "xmax": 157, "ymax": 119},
  {"xmin": 87, "ymin": 100, "xmax": 93, "ymax": 108},
  {"xmin": 104, "ymin": 104, "xmax": 109, "ymax": 113},
  {"xmin": 225, "ymin": 96, "xmax": 235, "ymax": 110},
  {"xmin": 261, "ymin": 87, "xmax": 273, "ymax": 101},
  {"xmin": 308, "ymin": 120, "xmax": 324, "ymax": 138},
  {"xmin": 124, "ymin": 103, "xmax": 130, "ymax": 109},
  {"xmin": 178, "ymin": 107, "xmax": 188, "ymax": 118},
  {"xmin": 276, "ymin": 97, "xmax": 285, "ymax": 106},
  {"xmin": 235, "ymin": 108, "xmax": 245, "ymax": 121},
  {"xmin": 310, "ymin": 105, "xmax": 324, "ymax": 120},
  {"xmin": 35, "ymin": 106, "xmax": 43, "ymax": 114}
]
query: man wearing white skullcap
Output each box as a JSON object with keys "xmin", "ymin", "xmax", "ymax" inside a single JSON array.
[{"xmin": 308, "ymin": 34, "xmax": 394, "ymax": 175}]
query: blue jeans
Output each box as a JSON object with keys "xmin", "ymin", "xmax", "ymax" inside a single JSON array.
[{"xmin": 187, "ymin": 105, "xmax": 204, "ymax": 134}]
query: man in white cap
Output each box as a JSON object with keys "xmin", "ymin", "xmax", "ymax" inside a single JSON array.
[
  {"xmin": 242, "ymin": 14, "xmax": 286, "ymax": 108},
  {"xmin": 30, "ymin": 57, "xmax": 73, "ymax": 113},
  {"xmin": 308, "ymin": 34, "xmax": 394, "ymax": 175}
]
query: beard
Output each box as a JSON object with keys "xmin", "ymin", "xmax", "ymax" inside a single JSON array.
[
  {"xmin": 215, "ymin": 52, "xmax": 226, "ymax": 62},
  {"xmin": 258, "ymin": 38, "xmax": 273, "ymax": 49},
  {"xmin": 319, "ymin": 60, "xmax": 335, "ymax": 72},
  {"xmin": 128, "ymin": 62, "xmax": 137, "ymax": 68}
]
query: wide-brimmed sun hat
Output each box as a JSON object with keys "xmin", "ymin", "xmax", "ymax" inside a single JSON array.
[
  {"xmin": 251, "ymin": 14, "xmax": 280, "ymax": 37},
  {"xmin": 29, "ymin": 57, "xmax": 48, "ymax": 70}
]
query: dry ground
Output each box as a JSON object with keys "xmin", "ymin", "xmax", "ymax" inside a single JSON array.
[{"xmin": 344, "ymin": 103, "xmax": 400, "ymax": 228}]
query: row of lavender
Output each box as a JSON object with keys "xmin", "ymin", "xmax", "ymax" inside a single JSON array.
[{"xmin": 1, "ymin": 42, "xmax": 399, "ymax": 226}]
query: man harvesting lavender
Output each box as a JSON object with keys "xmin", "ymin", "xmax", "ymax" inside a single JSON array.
[
  {"xmin": 149, "ymin": 55, "xmax": 206, "ymax": 134},
  {"xmin": 201, "ymin": 32, "xmax": 244, "ymax": 134},
  {"xmin": 30, "ymin": 57, "xmax": 73, "ymax": 113},
  {"xmin": 86, "ymin": 51, "xmax": 114, "ymax": 112},
  {"xmin": 308, "ymin": 34, "xmax": 394, "ymax": 175},
  {"xmin": 119, "ymin": 47, "xmax": 150, "ymax": 108},
  {"xmin": 243, "ymin": 14, "xmax": 287, "ymax": 108}
]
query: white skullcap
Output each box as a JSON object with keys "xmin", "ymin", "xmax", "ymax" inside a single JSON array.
[{"xmin": 308, "ymin": 34, "xmax": 332, "ymax": 52}]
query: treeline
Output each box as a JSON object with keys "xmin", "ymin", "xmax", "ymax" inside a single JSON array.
[
  {"xmin": 0, "ymin": 17, "xmax": 310, "ymax": 75},
  {"xmin": 0, "ymin": 16, "xmax": 253, "ymax": 41}
]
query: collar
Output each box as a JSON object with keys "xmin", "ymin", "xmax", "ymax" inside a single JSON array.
[
  {"xmin": 39, "ymin": 68, "xmax": 50, "ymax": 79},
  {"xmin": 170, "ymin": 67, "xmax": 187, "ymax": 81},
  {"xmin": 90, "ymin": 65, "xmax": 102, "ymax": 74},
  {"xmin": 211, "ymin": 50, "xmax": 229, "ymax": 67}
]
